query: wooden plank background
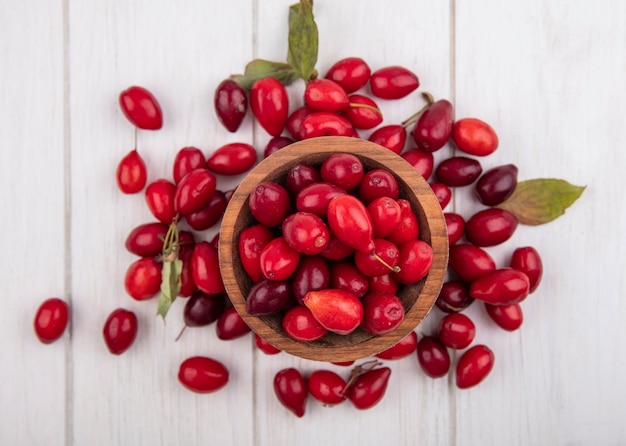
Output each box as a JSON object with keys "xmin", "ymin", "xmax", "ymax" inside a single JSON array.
[{"xmin": 2, "ymin": 0, "xmax": 625, "ymax": 444}]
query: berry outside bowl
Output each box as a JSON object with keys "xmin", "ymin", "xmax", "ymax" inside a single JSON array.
[{"xmin": 219, "ymin": 136, "xmax": 448, "ymax": 362}]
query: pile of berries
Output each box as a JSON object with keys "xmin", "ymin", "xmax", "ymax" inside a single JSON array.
[{"xmin": 33, "ymin": 55, "xmax": 545, "ymax": 416}]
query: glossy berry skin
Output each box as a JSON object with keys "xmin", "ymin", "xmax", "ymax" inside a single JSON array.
[
  {"xmin": 214, "ymin": 79, "xmax": 247, "ymax": 132},
  {"xmin": 430, "ymin": 183, "xmax": 452, "ymax": 209},
  {"xmin": 355, "ymin": 238, "xmax": 399, "ymax": 277},
  {"xmin": 358, "ymin": 169, "xmax": 399, "ymax": 204},
  {"xmin": 274, "ymin": 368, "xmax": 308, "ymax": 417},
  {"xmin": 368, "ymin": 273, "xmax": 399, "ymax": 295},
  {"xmin": 216, "ymin": 307, "xmax": 251, "ymax": 340},
  {"xmin": 292, "ymin": 255, "xmax": 331, "ymax": 304},
  {"xmin": 445, "ymin": 212, "xmax": 466, "ymax": 246},
  {"xmin": 394, "ymin": 240, "xmax": 433, "ymax": 285},
  {"xmin": 299, "ymin": 112, "xmax": 354, "ymax": 139},
  {"xmin": 246, "ymin": 279, "xmax": 293, "ymax": 316},
  {"xmin": 369, "ymin": 66, "xmax": 419, "ymax": 99},
  {"xmin": 360, "ymin": 292, "xmax": 405, "ymax": 335},
  {"xmin": 435, "ymin": 280, "xmax": 474, "ymax": 313},
  {"xmin": 367, "ymin": 197, "xmax": 401, "ymax": 238},
  {"xmin": 417, "ymin": 335, "xmax": 451, "ymax": 378},
  {"xmin": 320, "ymin": 234, "xmax": 354, "ymax": 261},
  {"xmin": 324, "ymin": 57, "xmax": 371, "ymax": 93},
  {"xmin": 264, "ymin": 136, "xmax": 294, "ymax": 158},
  {"xmin": 102, "ymin": 308, "xmax": 138, "ymax": 355},
  {"xmin": 145, "ymin": 179, "xmax": 177, "ymax": 224},
  {"xmin": 174, "ymin": 168, "xmax": 217, "ymax": 216},
  {"xmin": 347, "ymin": 367, "xmax": 391, "ymax": 410},
  {"xmin": 260, "ymin": 237, "xmax": 300, "ymax": 281},
  {"xmin": 116, "ymin": 150, "xmax": 147, "ymax": 194},
  {"xmin": 330, "ymin": 260, "xmax": 369, "ymax": 298},
  {"xmin": 178, "ymin": 356, "xmax": 229, "ymax": 394},
  {"xmin": 435, "ymin": 156, "xmax": 483, "ymax": 187},
  {"xmin": 413, "ymin": 99, "xmax": 454, "ymax": 152},
  {"xmin": 456, "ymin": 345, "xmax": 495, "ymax": 389},
  {"xmin": 249, "ymin": 181, "xmax": 291, "ymax": 227},
  {"xmin": 448, "ymin": 244, "xmax": 496, "ymax": 283},
  {"xmin": 386, "ymin": 199, "xmax": 419, "ymax": 246},
  {"xmin": 238, "ymin": 224, "xmax": 275, "ymax": 283},
  {"xmin": 368, "ymin": 125, "xmax": 407, "ymax": 154},
  {"xmin": 173, "ymin": 146, "xmax": 206, "ymax": 184},
  {"xmin": 402, "ymin": 148, "xmax": 434, "ymax": 180},
  {"xmin": 303, "ymin": 289, "xmax": 364, "ymax": 335},
  {"xmin": 119, "ymin": 85, "xmax": 163, "ymax": 130},
  {"xmin": 438, "ymin": 313, "xmax": 476, "ymax": 349},
  {"xmin": 255, "ymin": 334, "xmax": 281, "ymax": 355},
  {"xmin": 286, "ymin": 106, "xmax": 314, "ymax": 140},
  {"xmin": 285, "ymin": 163, "xmax": 321, "ymax": 196},
  {"xmin": 475, "ymin": 164, "xmax": 518, "ymax": 206},
  {"xmin": 282, "ymin": 305, "xmax": 328, "ymax": 342},
  {"xmin": 327, "ymin": 194, "xmax": 375, "ymax": 253},
  {"xmin": 296, "ymin": 182, "xmax": 344, "ymax": 218},
  {"xmin": 343, "ymin": 94, "xmax": 383, "ymax": 129},
  {"xmin": 206, "ymin": 142, "xmax": 257, "ymax": 176},
  {"xmin": 375, "ymin": 331, "xmax": 418, "ymax": 360},
  {"xmin": 191, "ymin": 242, "xmax": 224, "ymax": 295},
  {"xmin": 125, "ymin": 222, "xmax": 168, "ymax": 257},
  {"xmin": 250, "ymin": 77, "xmax": 289, "ymax": 136},
  {"xmin": 465, "ymin": 208, "xmax": 518, "ymax": 247},
  {"xmin": 185, "ymin": 190, "xmax": 228, "ymax": 231},
  {"xmin": 34, "ymin": 298, "xmax": 69, "ymax": 344},
  {"xmin": 510, "ymin": 246, "xmax": 543, "ymax": 293},
  {"xmin": 178, "ymin": 235, "xmax": 197, "ymax": 297},
  {"xmin": 308, "ymin": 370, "xmax": 347, "ymax": 405},
  {"xmin": 183, "ymin": 291, "xmax": 226, "ymax": 327},
  {"xmin": 470, "ymin": 268, "xmax": 530, "ymax": 306},
  {"xmin": 304, "ymin": 79, "xmax": 349, "ymax": 112},
  {"xmin": 124, "ymin": 257, "xmax": 162, "ymax": 301},
  {"xmin": 282, "ymin": 212, "xmax": 330, "ymax": 255},
  {"xmin": 485, "ymin": 303, "xmax": 523, "ymax": 331},
  {"xmin": 320, "ymin": 153, "xmax": 364, "ymax": 191},
  {"xmin": 452, "ymin": 118, "xmax": 499, "ymax": 156}
]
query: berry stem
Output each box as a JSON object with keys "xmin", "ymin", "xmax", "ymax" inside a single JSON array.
[
  {"xmin": 174, "ymin": 325, "xmax": 187, "ymax": 342},
  {"xmin": 341, "ymin": 359, "xmax": 383, "ymax": 396},
  {"xmin": 401, "ymin": 91, "xmax": 435, "ymax": 128},
  {"xmin": 373, "ymin": 252, "xmax": 401, "ymax": 273},
  {"xmin": 348, "ymin": 103, "xmax": 383, "ymax": 117}
]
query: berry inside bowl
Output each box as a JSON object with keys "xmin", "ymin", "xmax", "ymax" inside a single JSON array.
[{"xmin": 219, "ymin": 136, "xmax": 448, "ymax": 362}]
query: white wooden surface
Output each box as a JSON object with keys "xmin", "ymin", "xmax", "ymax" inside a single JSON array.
[{"xmin": 2, "ymin": 0, "xmax": 625, "ymax": 445}]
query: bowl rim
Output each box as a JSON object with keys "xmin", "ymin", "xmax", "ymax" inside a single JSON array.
[{"xmin": 218, "ymin": 136, "xmax": 448, "ymax": 362}]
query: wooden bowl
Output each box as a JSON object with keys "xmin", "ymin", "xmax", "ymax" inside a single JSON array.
[{"xmin": 219, "ymin": 136, "xmax": 448, "ymax": 362}]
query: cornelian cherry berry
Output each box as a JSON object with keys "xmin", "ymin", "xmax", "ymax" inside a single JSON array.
[
  {"xmin": 330, "ymin": 260, "xmax": 369, "ymax": 298},
  {"xmin": 282, "ymin": 305, "xmax": 328, "ymax": 342},
  {"xmin": 324, "ymin": 56, "xmax": 371, "ymax": 93},
  {"xmin": 445, "ymin": 212, "xmax": 466, "ymax": 246},
  {"xmin": 260, "ymin": 237, "xmax": 300, "ymax": 281},
  {"xmin": 438, "ymin": 313, "xmax": 476, "ymax": 349},
  {"xmin": 299, "ymin": 112, "xmax": 354, "ymax": 139},
  {"xmin": 368, "ymin": 124, "xmax": 407, "ymax": 154},
  {"xmin": 172, "ymin": 146, "xmax": 206, "ymax": 184},
  {"xmin": 429, "ymin": 182, "xmax": 452, "ymax": 209},
  {"xmin": 448, "ymin": 243, "xmax": 496, "ymax": 282},
  {"xmin": 216, "ymin": 307, "xmax": 251, "ymax": 340},
  {"xmin": 206, "ymin": 142, "xmax": 257, "ymax": 176},
  {"xmin": 238, "ymin": 224, "xmax": 274, "ymax": 283},
  {"xmin": 435, "ymin": 156, "xmax": 483, "ymax": 187},
  {"xmin": 320, "ymin": 153, "xmax": 364, "ymax": 190},
  {"xmin": 102, "ymin": 308, "xmax": 138, "ymax": 355},
  {"xmin": 178, "ymin": 356, "xmax": 229, "ymax": 393},
  {"xmin": 510, "ymin": 246, "xmax": 543, "ymax": 293},
  {"xmin": 475, "ymin": 164, "xmax": 518, "ymax": 206},
  {"xmin": 249, "ymin": 181, "xmax": 291, "ymax": 227},
  {"xmin": 367, "ymin": 196, "xmax": 401, "ymax": 238},
  {"xmin": 191, "ymin": 241, "xmax": 224, "ymax": 295},
  {"xmin": 286, "ymin": 106, "xmax": 314, "ymax": 140},
  {"xmin": 296, "ymin": 182, "xmax": 344, "ymax": 218},
  {"xmin": 327, "ymin": 194, "xmax": 375, "ymax": 253},
  {"xmin": 375, "ymin": 331, "xmax": 418, "ymax": 360},
  {"xmin": 308, "ymin": 370, "xmax": 347, "ymax": 405},
  {"xmin": 33, "ymin": 298, "xmax": 69, "ymax": 344},
  {"xmin": 402, "ymin": 148, "xmax": 434, "ymax": 180},
  {"xmin": 274, "ymin": 368, "xmax": 308, "ymax": 417},
  {"xmin": 303, "ymin": 289, "xmax": 364, "ymax": 335},
  {"xmin": 185, "ymin": 190, "xmax": 228, "ymax": 231},
  {"xmin": 412, "ymin": 99, "xmax": 454, "ymax": 152},
  {"xmin": 360, "ymin": 292, "xmax": 405, "ymax": 335},
  {"xmin": 456, "ymin": 345, "xmax": 495, "ymax": 389},
  {"xmin": 347, "ymin": 366, "xmax": 391, "ymax": 410},
  {"xmin": 435, "ymin": 280, "xmax": 474, "ymax": 313},
  {"xmin": 485, "ymin": 303, "xmax": 523, "ymax": 331},
  {"xmin": 145, "ymin": 179, "xmax": 177, "ymax": 224},
  {"xmin": 119, "ymin": 85, "xmax": 163, "ymax": 130},
  {"xmin": 255, "ymin": 334, "xmax": 281, "ymax": 355},
  {"xmin": 358, "ymin": 168, "xmax": 399, "ymax": 204},
  {"xmin": 124, "ymin": 257, "xmax": 162, "ymax": 301},
  {"xmin": 417, "ymin": 335, "xmax": 450, "ymax": 378},
  {"xmin": 125, "ymin": 222, "xmax": 168, "ymax": 257},
  {"xmin": 264, "ymin": 136, "xmax": 294, "ymax": 158},
  {"xmin": 452, "ymin": 118, "xmax": 499, "ymax": 156},
  {"xmin": 343, "ymin": 94, "xmax": 383, "ymax": 129},
  {"xmin": 292, "ymin": 255, "xmax": 331, "ymax": 304},
  {"xmin": 465, "ymin": 208, "xmax": 518, "ymax": 247},
  {"xmin": 285, "ymin": 163, "xmax": 321, "ymax": 196},
  {"xmin": 304, "ymin": 79, "xmax": 349, "ymax": 112},
  {"xmin": 246, "ymin": 279, "xmax": 293, "ymax": 316},
  {"xmin": 250, "ymin": 77, "xmax": 289, "ymax": 136},
  {"xmin": 394, "ymin": 240, "xmax": 433, "ymax": 285},
  {"xmin": 386, "ymin": 199, "xmax": 419, "ymax": 246},
  {"xmin": 470, "ymin": 268, "xmax": 530, "ymax": 306},
  {"xmin": 214, "ymin": 79, "xmax": 247, "ymax": 132},
  {"xmin": 282, "ymin": 212, "xmax": 330, "ymax": 255},
  {"xmin": 116, "ymin": 150, "xmax": 147, "ymax": 194},
  {"xmin": 174, "ymin": 168, "xmax": 217, "ymax": 216},
  {"xmin": 369, "ymin": 66, "xmax": 419, "ymax": 99}
]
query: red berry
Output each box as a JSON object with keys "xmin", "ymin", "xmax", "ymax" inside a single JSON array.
[
  {"xmin": 299, "ymin": 112, "xmax": 354, "ymax": 139},
  {"xmin": 343, "ymin": 94, "xmax": 383, "ymax": 129},
  {"xmin": 291, "ymin": 255, "xmax": 331, "ymax": 305},
  {"xmin": 216, "ymin": 307, "xmax": 251, "ymax": 340},
  {"xmin": 303, "ymin": 289, "xmax": 364, "ymax": 335},
  {"xmin": 308, "ymin": 370, "xmax": 347, "ymax": 405},
  {"xmin": 286, "ymin": 106, "xmax": 314, "ymax": 140},
  {"xmin": 435, "ymin": 156, "xmax": 483, "ymax": 187},
  {"xmin": 185, "ymin": 190, "xmax": 228, "ymax": 231},
  {"xmin": 485, "ymin": 303, "xmax": 523, "ymax": 331},
  {"xmin": 255, "ymin": 334, "xmax": 282, "ymax": 355},
  {"xmin": 320, "ymin": 153, "xmax": 364, "ymax": 191},
  {"xmin": 102, "ymin": 308, "xmax": 138, "ymax": 355},
  {"xmin": 214, "ymin": 79, "xmax": 247, "ymax": 132},
  {"xmin": 375, "ymin": 331, "xmax": 418, "ymax": 360},
  {"xmin": 206, "ymin": 142, "xmax": 257, "ymax": 176},
  {"xmin": 354, "ymin": 238, "xmax": 400, "ymax": 277},
  {"xmin": 182, "ymin": 291, "xmax": 226, "ymax": 328},
  {"xmin": 260, "ymin": 237, "xmax": 300, "ymax": 281},
  {"xmin": 119, "ymin": 85, "xmax": 163, "ymax": 130},
  {"xmin": 250, "ymin": 77, "xmax": 289, "ymax": 136},
  {"xmin": 304, "ymin": 79, "xmax": 349, "ymax": 112},
  {"xmin": 438, "ymin": 313, "xmax": 476, "ymax": 349},
  {"xmin": 412, "ymin": 99, "xmax": 454, "ymax": 152},
  {"xmin": 435, "ymin": 280, "xmax": 474, "ymax": 313},
  {"xmin": 452, "ymin": 118, "xmax": 499, "ymax": 156},
  {"xmin": 285, "ymin": 163, "xmax": 321, "ymax": 196},
  {"xmin": 145, "ymin": 179, "xmax": 177, "ymax": 224},
  {"xmin": 124, "ymin": 257, "xmax": 161, "ymax": 301},
  {"xmin": 368, "ymin": 124, "xmax": 407, "ymax": 154},
  {"xmin": 249, "ymin": 181, "xmax": 291, "ymax": 227},
  {"xmin": 174, "ymin": 168, "xmax": 217, "ymax": 216},
  {"xmin": 347, "ymin": 366, "xmax": 391, "ymax": 410},
  {"xmin": 456, "ymin": 345, "xmax": 495, "ymax": 389},
  {"xmin": 368, "ymin": 273, "xmax": 399, "ymax": 295},
  {"xmin": 274, "ymin": 368, "xmax": 308, "ymax": 417},
  {"xmin": 264, "ymin": 136, "xmax": 294, "ymax": 158},
  {"xmin": 385, "ymin": 199, "xmax": 419, "ymax": 245},
  {"xmin": 172, "ymin": 146, "xmax": 206, "ymax": 184},
  {"xmin": 465, "ymin": 208, "xmax": 518, "ymax": 247},
  {"xmin": 116, "ymin": 150, "xmax": 147, "ymax": 194},
  {"xmin": 296, "ymin": 182, "xmax": 344, "ymax": 218},
  {"xmin": 282, "ymin": 212, "xmax": 330, "ymax": 255},
  {"xmin": 246, "ymin": 279, "xmax": 293, "ymax": 316},
  {"xmin": 445, "ymin": 212, "xmax": 466, "ymax": 246},
  {"xmin": 33, "ymin": 298, "xmax": 69, "ymax": 344},
  {"xmin": 367, "ymin": 196, "xmax": 402, "ymax": 239},
  {"xmin": 510, "ymin": 246, "xmax": 543, "ymax": 293},
  {"xmin": 238, "ymin": 224, "xmax": 275, "ymax": 283},
  {"xmin": 191, "ymin": 241, "xmax": 224, "ymax": 295},
  {"xmin": 358, "ymin": 168, "xmax": 399, "ymax": 204},
  {"xmin": 469, "ymin": 268, "xmax": 531, "ymax": 306},
  {"xmin": 125, "ymin": 222, "xmax": 168, "ymax": 257},
  {"xmin": 429, "ymin": 182, "xmax": 452, "ymax": 209},
  {"xmin": 448, "ymin": 243, "xmax": 496, "ymax": 282},
  {"xmin": 178, "ymin": 356, "xmax": 229, "ymax": 393},
  {"xmin": 402, "ymin": 148, "xmax": 434, "ymax": 181},
  {"xmin": 393, "ymin": 240, "xmax": 433, "ymax": 285},
  {"xmin": 329, "ymin": 260, "xmax": 369, "ymax": 298},
  {"xmin": 360, "ymin": 292, "xmax": 405, "ymax": 335},
  {"xmin": 327, "ymin": 194, "xmax": 375, "ymax": 253},
  {"xmin": 282, "ymin": 305, "xmax": 328, "ymax": 342},
  {"xmin": 475, "ymin": 164, "xmax": 518, "ymax": 206},
  {"xmin": 417, "ymin": 335, "xmax": 450, "ymax": 378},
  {"xmin": 324, "ymin": 57, "xmax": 371, "ymax": 93},
  {"xmin": 369, "ymin": 66, "xmax": 419, "ymax": 99}
]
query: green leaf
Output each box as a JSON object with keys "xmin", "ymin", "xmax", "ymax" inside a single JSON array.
[
  {"xmin": 496, "ymin": 178, "xmax": 586, "ymax": 225},
  {"xmin": 287, "ymin": 0, "xmax": 318, "ymax": 81},
  {"xmin": 157, "ymin": 258, "xmax": 183, "ymax": 320},
  {"xmin": 230, "ymin": 59, "xmax": 299, "ymax": 90}
]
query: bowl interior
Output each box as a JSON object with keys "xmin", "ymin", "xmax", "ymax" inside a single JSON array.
[{"xmin": 219, "ymin": 136, "xmax": 448, "ymax": 362}]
